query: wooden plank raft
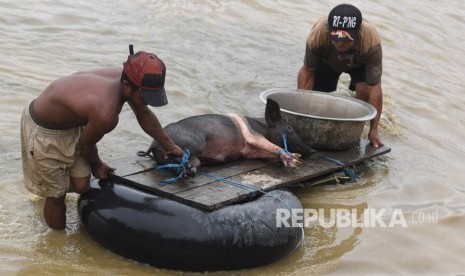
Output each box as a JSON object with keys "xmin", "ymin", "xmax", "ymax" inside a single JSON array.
[{"xmin": 108, "ymin": 139, "xmax": 390, "ymax": 211}]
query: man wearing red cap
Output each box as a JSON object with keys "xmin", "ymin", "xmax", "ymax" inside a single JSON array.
[
  {"xmin": 20, "ymin": 50, "xmax": 183, "ymax": 230},
  {"xmin": 297, "ymin": 4, "xmax": 384, "ymax": 148}
]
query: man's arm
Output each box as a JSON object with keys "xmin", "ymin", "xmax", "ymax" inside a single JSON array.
[
  {"xmin": 361, "ymin": 39, "xmax": 383, "ymax": 147},
  {"xmin": 79, "ymin": 115, "xmax": 116, "ymax": 179},
  {"xmin": 297, "ymin": 64, "xmax": 315, "ymax": 90},
  {"xmin": 128, "ymin": 101, "xmax": 183, "ymax": 157},
  {"xmin": 366, "ymin": 83, "xmax": 383, "ymax": 148}
]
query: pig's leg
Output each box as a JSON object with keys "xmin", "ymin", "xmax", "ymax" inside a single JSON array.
[
  {"xmin": 186, "ymin": 156, "xmax": 201, "ymax": 177},
  {"xmin": 228, "ymin": 114, "xmax": 301, "ymax": 168},
  {"xmin": 166, "ymin": 129, "xmax": 208, "ymax": 178}
]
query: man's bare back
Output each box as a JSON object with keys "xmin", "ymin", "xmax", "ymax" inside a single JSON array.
[{"xmin": 33, "ymin": 68, "xmax": 123, "ymax": 131}]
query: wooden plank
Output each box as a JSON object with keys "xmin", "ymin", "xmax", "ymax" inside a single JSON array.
[
  {"xmin": 239, "ymin": 159, "xmax": 336, "ymax": 191},
  {"xmin": 108, "ymin": 156, "xmax": 156, "ymax": 177},
  {"xmin": 159, "ymin": 159, "xmax": 268, "ymax": 194},
  {"xmin": 171, "ymin": 180, "xmax": 251, "ymax": 210},
  {"xmin": 172, "ymin": 141, "xmax": 390, "ymax": 210},
  {"xmin": 109, "ymin": 139, "xmax": 391, "ymax": 211},
  {"xmin": 109, "ymin": 158, "xmax": 269, "ymax": 198},
  {"xmin": 234, "ymin": 139, "xmax": 391, "ymax": 192}
]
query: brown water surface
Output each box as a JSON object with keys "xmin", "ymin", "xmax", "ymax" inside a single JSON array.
[{"xmin": 1, "ymin": 0, "xmax": 464, "ymax": 275}]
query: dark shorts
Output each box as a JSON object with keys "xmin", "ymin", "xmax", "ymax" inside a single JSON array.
[{"xmin": 313, "ymin": 62, "xmax": 366, "ymax": 92}]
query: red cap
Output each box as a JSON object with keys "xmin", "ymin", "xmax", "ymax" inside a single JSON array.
[{"xmin": 123, "ymin": 51, "xmax": 168, "ymax": 107}]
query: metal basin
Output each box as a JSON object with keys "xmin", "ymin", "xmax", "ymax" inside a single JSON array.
[{"xmin": 260, "ymin": 89, "xmax": 377, "ymax": 150}]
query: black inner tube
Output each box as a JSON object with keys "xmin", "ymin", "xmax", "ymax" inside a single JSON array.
[{"xmin": 78, "ymin": 178, "xmax": 303, "ymax": 271}]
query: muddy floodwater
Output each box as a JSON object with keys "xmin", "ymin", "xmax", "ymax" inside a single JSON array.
[{"xmin": 0, "ymin": 0, "xmax": 464, "ymax": 275}]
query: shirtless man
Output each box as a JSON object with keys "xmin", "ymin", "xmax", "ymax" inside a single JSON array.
[
  {"xmin": 20, "ymin": 50, "xmax": 183, "ymax": 230},
  {"xmin": 297, "ymin": 4, "xmax": 384, "ymax": 148}
]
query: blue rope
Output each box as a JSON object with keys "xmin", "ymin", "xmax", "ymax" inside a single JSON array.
[
  {"xmin": 197, "ymin": 171, "xmax": 258, "ymax": 197},
  {"xmin": 278, "ymin": 134, "xmax": 292, "ymax": 159},
  {"xmin": 317, "ymin": 155, "xmax": 359, "ymax": 182},
  {"xmin": 156, "ymin": 149, "xmax": 191, "ymax": 184}
]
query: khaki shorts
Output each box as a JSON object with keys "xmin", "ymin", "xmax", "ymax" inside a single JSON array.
[{"xmin": 20, "ymin": 102, "xmax": 91, "ymax": 198}]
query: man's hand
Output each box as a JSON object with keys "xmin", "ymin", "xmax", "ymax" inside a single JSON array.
[
  {"xmin": 163, "ymin": 144, "xmax": 183, "ymax": 159},
  {"xmin": 368, "ymin": 128, "xmax": 384, "ymax": 148},
  {"xmin": 92, "ymin": 162, "xmax": 115, "ymax": 179}
]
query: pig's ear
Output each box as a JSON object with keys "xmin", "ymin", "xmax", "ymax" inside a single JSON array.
[{"xmin": 265, "ymin": 99, "xmax": 282, "ymax": 127}]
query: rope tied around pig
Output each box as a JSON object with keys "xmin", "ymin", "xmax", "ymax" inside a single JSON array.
[
  {"xmin": 155, "ymin": 149, "xmax": 192, "ymax": 184},
  {"xmin": 155, "ymin": 134, "xmax": 357, "ymax": 184}
]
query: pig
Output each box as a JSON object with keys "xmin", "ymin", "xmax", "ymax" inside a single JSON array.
[{"xmin": 137, "ymin": 99, "xmax": 315, "ymax": 178}]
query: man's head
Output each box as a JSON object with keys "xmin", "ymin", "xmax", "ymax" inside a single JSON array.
[
  {"xmin": 328, "ymin": 4, "xmax": 362, "ymax": 43},
  {"xmin": 123, "ymin": 51, "xmax": 168, "ymax": 107}
]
